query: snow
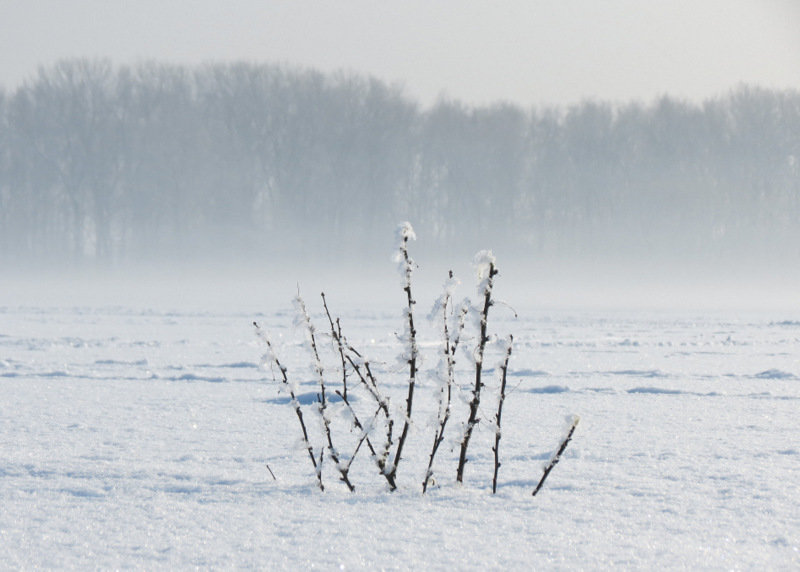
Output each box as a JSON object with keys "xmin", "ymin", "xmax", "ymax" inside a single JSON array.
[
  {"xmin": 1, "ymin": 302, "xmax": 799, "ymax": 569},
  {"xmin": 472, "ymin": 249, "xmax": 497, "ymax": 280},
  {"xmin": 396, "ymin": 221, "xmax": 417, "ymax": 243}
]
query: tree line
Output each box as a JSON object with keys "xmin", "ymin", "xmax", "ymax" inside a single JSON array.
[{"xmin": 1, "ymin": 59, "xmax": 798, "ymax": 269}]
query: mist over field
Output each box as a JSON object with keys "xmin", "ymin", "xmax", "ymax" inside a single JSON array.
[{"xmin": 1, "ymin": 59, "xmax": 798, "ymax": 309}]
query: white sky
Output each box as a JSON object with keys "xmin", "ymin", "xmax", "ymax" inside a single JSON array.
[{"xmin": 1, "ymin": 0, "xmax": 798, "ymax": 107}]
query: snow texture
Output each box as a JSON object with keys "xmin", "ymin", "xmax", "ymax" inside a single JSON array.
[{"xmin": 1, "ymin": 305, "xmax": 799, "ymax": 569}]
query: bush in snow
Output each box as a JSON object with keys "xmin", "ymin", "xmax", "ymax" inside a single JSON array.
[{"xmin": 254, "ymin": 222, "xmax": 578, "ymax": 494}]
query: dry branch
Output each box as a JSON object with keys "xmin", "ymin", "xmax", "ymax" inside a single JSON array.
[
  {"xmin": 532, "ymin": 415, "xmax": 580, "ymax": 497},
  {"xmin": 457, "ymin": 254, "xmax": 498, "ymax": 484},
  {"xmin": 254, "ymin": 321, "xmax": 324, "ymax": 492},
  {"xmin": 295, "ymin": 295, "xmax": 355, "ymax": 492},
  {"xmin": 492, "ymin": 335, "xmax": 513, "ymax": 494},
  {"xmin": 386, "ymin": 222, "xmax": 418, "ymax": 484},
  {"xmin": 423, "ymin": 272, "xmax": 466, "ymax": 493}
]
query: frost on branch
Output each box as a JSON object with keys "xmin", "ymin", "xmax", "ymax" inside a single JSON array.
[
  {"xmin": 255, "ymin": 223, "xmax": 580, "ymax": 496},
  {"xmin": 423, "ymin": 270, "xmax": 466, "ymax": 493},
  {"xmin": 473, "ymin": 249, "xmax": 497, "ymax": 285},
  {"xmin": 491, "ymin": 334, "xmax": 513, "ymax": 494},
  {"xmin": 396, "ymin": 220, "xmax": 417, "ymax": 244},
  {"xmin": 456, "ymin": 251, "xmax": 498, "ymax": 484},
  {"xmin": 253, "ymin": 320, "xmax": 324, "ymax": 492},
  {"xmin": 394, "ymin": 221, "xmax": 417, "ymax": 286},
  {"xmin": 473, "ymin": 249, "xmax": 497, "ymax": 315},
  {"xmin": 532, "ymin": 414, "xmax": 580, "ymax": 497},
  {"xmin": 386, "ymin": 221, "xmax": 418, "ymax": 484},
  {"xmin": 295, "ymin": 292, "xmax": 354, "ymax": 492}
]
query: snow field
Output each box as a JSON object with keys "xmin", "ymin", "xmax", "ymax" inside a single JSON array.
[{"xmin": 1, "ymin": 304, "xmax": 798, "ymax": 569}]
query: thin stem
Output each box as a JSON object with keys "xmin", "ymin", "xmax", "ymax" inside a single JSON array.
[
  {"xmin": 457, "ymin": 259, "xmax": 498, "ymax": 484},
  {"xmin": 423, "ymin": 273, "xmax": 465, "ymax": 493},
  {"xmin": 342, "ymin": 348, "xmax": 397, "ymax": 490},
  {"xmin": 492, "ymin": 335, "xmax": 513, "ymax": 494},
  {"xmin": 296, "ymin": 296, "xmax": 355, "ymax": 492},
  {"xmin": 387, "ymin": 226, "xmax": 418, "ymax": 484},
  {"xmin": 254, "ymin": 321, "xmax": 324, "ymax": 492},
  {"xmin": 532, "ymin": 416, "xmax": 580, "ymax": 497},
  {"xmin": 321, "ymin": 292, "xmax": 348, "ymax": 401}
]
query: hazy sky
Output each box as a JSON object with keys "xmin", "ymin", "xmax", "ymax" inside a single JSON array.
[{"xmin": 1, "ymin": 0, "xmax": 798, "ymax": 107}]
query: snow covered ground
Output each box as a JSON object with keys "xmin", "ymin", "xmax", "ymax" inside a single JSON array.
[{"xmin": 1, "ymin": 295, "xmax": 799, "ymax": 569}]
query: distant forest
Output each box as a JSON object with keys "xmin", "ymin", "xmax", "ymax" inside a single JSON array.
[{"xmin": 1, "ymin": 59, "xmax": 798, "ymax": 268}]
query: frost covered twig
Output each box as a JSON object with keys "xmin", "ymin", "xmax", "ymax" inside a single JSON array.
[
  {"xmin": 492, "ymin": 335, "xmax": 513, "ymax": 494},
  {"xmin": 295, "ymin": 295, "xmax": 355, "ymax": 492},
  {"xmin": 335, "ymin": 391, "xmax": 385, "ymax": 477},
  {"xmin": 320, "ymin": 293, "xmax": 395, "ymax": 485},
  {"xmin": 321, "ymin": 292, "xmax": 349, "ymax": 401},
  {"xmin": 253, "ymin": 320, "xmax": 324, "ymax": 492},
  {"xmin": 423, "ymin": 271, "xmax": 466, "ymax": 493},
  {"xmin": 532, "ymin": 415, "xmax": 580, "ymax": 497},
  {"xmin": 386, "ymin": 221, "xmax": 418, "ymax": 484},
  {"xmin": 457, "ymin": 251, "xmax": 498, "ymax": 484},
  {"xmin": 343, "ymin": 346, "xmax": 397, "ymax": 490}
]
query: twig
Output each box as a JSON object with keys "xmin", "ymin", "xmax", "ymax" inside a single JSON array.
[
  {"xmin": 253, "ymin": 321, "xmax": 324, "ymax": 492},
  {"xmin": 295, "ymin": 295, "xmax": 355, "ymax": 492},
  {"xmin": 423, "ymin": 272, "xmax": 465, "ymax": 493},
  {"xmin": 321, "ymin": 292, "xmax": 348, "ymax": 401},
  {"xmin": 386, "ymin": 222, "xmax": 418, "ymax": 484},
  {"xmin": 532, "ymin": 415, "xmax": 580, "ymax": 497},
  {"xmin": 492, "ymin": 334, "xmax": 513, "ymax": 494},
  {"xmin": 335, "ymin": 391, "xmax": 389, "ymax": 479},
  {"xmin": 343, "ymin": 347, "xmax": 395, "ymax": 485},
  {"xmin": 457, "ymin": 252, "xmax": 498, "ymax": 483}
]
